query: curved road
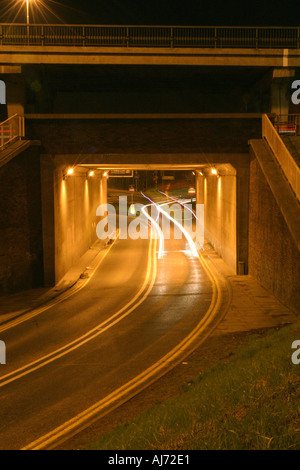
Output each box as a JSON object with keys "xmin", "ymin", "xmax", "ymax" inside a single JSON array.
[{"xmin": 0, "ymin": 194, "xmax": 228, "ymax": 450}]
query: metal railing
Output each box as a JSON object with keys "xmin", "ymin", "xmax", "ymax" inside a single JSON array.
[
  {"xmin": 274, "ymin": 115, "xmax": 300, "ymax": 135},
  {"xmin": 0, "ymin": 24, "xmax": 299, "ymax": 48},
  {"xmin": 263, "ymin": 114, "xmax": 300, "ymax": 200},
  {"xmin": 0, "ymin": 114, "xmax": 25, "ymax": 151}
]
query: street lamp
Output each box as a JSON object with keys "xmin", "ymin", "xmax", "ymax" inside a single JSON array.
[
  {"xmin": 25, "ymin": 0, "xmax": 36, "ymax": 41},
  {"xmin": 26, "ymin": 0, "xmax": 30, "ymax": 26},
  {"xmin": 26, "ymin": 0, "xmax": 30, "ymax": 41}
]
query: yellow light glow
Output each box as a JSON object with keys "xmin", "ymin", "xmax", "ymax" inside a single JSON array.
[
  {"xmin": 128, "ymin": 204, "xmax": 136, "ymax": 216},
  {"xmin": 141, "ymin": 193, "xmax": 164, "ymax": 259},
  {"xmin": 158, "ymin": 202, "xmax": 199, "ymax": 258},
  {"xmin": 211, "ymin": 168, "xmax": 218, "ymax": 175},
  {"xmin": 103, "ymin": 171, "xmax": 108, "ymax": 177},
  {"xmin": 88, "ymin": 170, "xmax": 95, "ymax": 177},
  {"xmin": 67, "ymin": 168, "xmax": 74, "ymax": 176},
  {"xmin": 60, "ymin": 179, "xmax": 67, "ymax": 217},
  {"xmin": 142, "ymin": 205, "xmax": 164, "ymax": 259}
]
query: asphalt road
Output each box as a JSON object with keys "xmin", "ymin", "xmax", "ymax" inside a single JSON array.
[{"xmin": 0, "ymin": 196, "xmax": 226, "ymax": 450}]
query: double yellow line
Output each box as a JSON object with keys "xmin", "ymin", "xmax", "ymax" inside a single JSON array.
[
  {"xmin": 0, "ymin": 235, "xmax": 121, "ymax": 334},
  {"xmin": 0, "ymin": 234, "xmax": 157, "ymax": 389},
  {"xmin": 22, "ymin": 240, "xmax": 223, "ymax": 450},
  {"xmin": 2, "ymin": 197, "xmax": 224, "ymax": 450}
]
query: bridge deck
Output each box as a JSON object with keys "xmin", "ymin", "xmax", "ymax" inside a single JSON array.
[
  {"xmin": 0, "ymin": 24, "xmax": 299, "ymax": 66},
  {"xmin": 1, "ymin": 45, "xmax": 299, "ymax": 67}
]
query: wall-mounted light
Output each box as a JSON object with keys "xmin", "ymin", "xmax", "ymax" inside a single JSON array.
[
  {"xmin": 63, "ymin": 167, "xmax": 74, "ymax": 180},
  {"xmin": 88, "ymin": 170, "xmax": 95, "ymax": 177},
  {"xmin": 103, "ymin": 171, "xmax": 109, "ymax": 178},
  {"xmin": 211, "ymin": 168, "xmax": 218, "ymax": 175},
  {"xmin": 198, "ymin": 171, "xmax": 203, "ymax": 176}
]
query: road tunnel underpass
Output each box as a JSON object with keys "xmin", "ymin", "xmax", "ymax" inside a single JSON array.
[{"xmin": 48, "ymin": 162, "xmax": 240, "ymax": 288}]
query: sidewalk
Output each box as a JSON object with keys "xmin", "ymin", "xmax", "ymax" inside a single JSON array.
[{"xmin": 202, "ymin": 243, "xmax": 298, "ymax": 335}]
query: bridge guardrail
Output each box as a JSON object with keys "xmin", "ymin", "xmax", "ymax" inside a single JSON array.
[
  {"xmin": 263, "ymin": 114, "xmax": 300, "ymax": 200},
  {"xmin": 274, "ymin": 115, "xmax": 300, "ymax": 135},
  {"xmin": 0, "ymin": 114, "xmax": 25, "ymax": 151},
  {"xmin": 0, "ymin": 24, "xmax": 299, "ymax": 48}
]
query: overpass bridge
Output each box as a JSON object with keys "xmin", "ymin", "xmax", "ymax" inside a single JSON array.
[
  {"xmin": 0, "ymin": 25, "xmax": 299, "ymax": 314},
  {"xmin": 0, "ymin": 24, "xmax": 300, "ymax": 66},
  {"xmin": 0, "ymin": 24, "xmax": 299, "ymax": 120}
]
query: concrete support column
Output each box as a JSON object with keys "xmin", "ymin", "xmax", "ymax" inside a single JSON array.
[
  {"xmin": 195, "ymin": 171, "xmax": 204, "ymax": 204},
  {"xmin": 203, "ymin": 166, "xmax": 239, "ymax": 274},
  {"xmin": 41, "ymin": 164, "xmax": 110, "ymax": 286},
  {"xmin": 270, "ymin": 68, "xmax": 295, "ymax": 116},
  {"xmin": 5, "ymin": 74, "xmax": 25, "ymax": 117},
  {"xmin": 100, "ymin": 172, "xmax": 108, "ymax": 207}
]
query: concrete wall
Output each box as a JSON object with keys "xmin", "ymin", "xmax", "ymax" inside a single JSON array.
[
  {"xmin": 204, "ymin": 174, "xmax": 237, "ymax": 273},
  {"xmin": 0, "ymin": 146, "xmax": 44, "ymax": 294},
  {"xmin": 53, "ymin": 167, "xmax": 107, "ymax": 283},
  {"xmin": 248, "ymin": 155, "xmax": 300, "ymax": 313}
]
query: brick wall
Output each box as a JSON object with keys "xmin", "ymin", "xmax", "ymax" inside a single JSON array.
[
  {"xmin": 0, "ymin": 146, "xmax": 44, "ymax": 294},
  {"xmin": 248, "ymin": 155, "xmax": 300, "ymax": 313},
  {"xmin": 27, "ymin": 118, "xmax": 261, "ymax": 155}
]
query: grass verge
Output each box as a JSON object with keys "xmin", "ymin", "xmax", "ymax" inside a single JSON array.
[{"xmin": 88, "ymin": 321, "xmax": 300, "ymax": 450}]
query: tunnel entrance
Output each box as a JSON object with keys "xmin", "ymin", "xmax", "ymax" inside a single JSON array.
[
  {"xmin": 30, "ymin": 115, "xmax": 253, "ymax": 287},
  {"xmin": 102, "ymin": 165, "xmax": 239, "ymax": 273},
  {"xmin": 50, "ymin": 162, "xmax": 239, "ymax": 287},
  {"xmin": 104, "ymin": 164, "xmax": 238, "ymax": 274}
]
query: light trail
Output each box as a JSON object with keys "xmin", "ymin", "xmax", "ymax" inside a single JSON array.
[
  {"xmin": 158, "ymin": 190, "xmax": 198, "ymax": 220},
  {"xmin": 22, "ymin": 218, "xmax": 224, "ymax": 451},
  {"xmin": 157, "ymin": 189, "xmax": 204, "ymax": 254},
  {"xmin": 141, "ymin": 192, "xmax": 164, "ymax": 259},
  {"xmin": 141, "ymin": 192, "xmax": 198, "ymax": 258},
  {"xmin": 141, "ymin": 192, "xmax": 199, "ymax": 258},
  {"xmin": 158, "ymin": 202, "xmax": 199, "ymax": 257}
]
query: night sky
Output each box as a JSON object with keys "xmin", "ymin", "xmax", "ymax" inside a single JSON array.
[{"xmin": 0, "ymin": 0, "xmax": 299, "ymax": 26}]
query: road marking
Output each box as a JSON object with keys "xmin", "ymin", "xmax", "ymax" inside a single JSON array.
[
  {"xmin": 23, "ymin": 251, "xmax": 221, "ymax": 450},
  {"xmin": 0, "ymin": 234, "xmax": 120, "ymax": 334},
  {"xmin": 141, "ymin": 195, "xmax": 164, "ymax": 258},
  {"xmin": 0, "ymin": 234, "xmax": 157, "ymax": 388},
  {"xmin": 22, "ymin": 196, "xmax": 223, "ymax": 451}
]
